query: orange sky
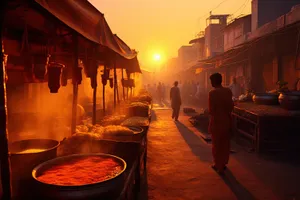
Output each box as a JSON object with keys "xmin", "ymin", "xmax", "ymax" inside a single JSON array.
[{"xmin": 89, "ymin": 0, "xmax": 251, "ymax": 70}]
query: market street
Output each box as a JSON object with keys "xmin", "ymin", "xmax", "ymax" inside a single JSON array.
[{"xmin": 142, "ymin": 108, "xmax": 300, "ymax": 200}]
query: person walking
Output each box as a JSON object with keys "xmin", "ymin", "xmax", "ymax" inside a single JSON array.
[
  {"xmin": 170, "ymin": 81, "xmax": 182, "ymax": 121},
  {"xmin": 161, "ymin": 83, "xmax": 166, "ymax": 101},
  {"xmin": 229, "ymin": 77, "xmax": 241, "ymax": 100},
  {"xmin": 208, "ymin": 73, "xmax": 234, "ymax": 174},
  {"xmin": 157, "ymin": 82, "xmax": 163, "ymax": 103}
]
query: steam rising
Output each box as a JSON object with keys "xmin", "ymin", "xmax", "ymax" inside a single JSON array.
[{"xmin": 6, "ymin": 69, "xmax": 144, "ymax": 145}]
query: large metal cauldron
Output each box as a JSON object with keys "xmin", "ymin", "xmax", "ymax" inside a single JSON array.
[
  {"xmin": 252, "ymin": 93, "xmax": 279, "ymax": 105},
  {"xmin": 278, "ymin": 92, "xmax": 300, "ymax": 110},
  {"xmin": 32, "ymin": 153, "xmax": 127, "ymax": 200},
  {"xmin": 9, "ymin": 139, "xmax": 60, "ymax": 198}
]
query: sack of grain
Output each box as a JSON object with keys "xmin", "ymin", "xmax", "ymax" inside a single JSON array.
[
  {"xmin": 127, "ymin": 102, "xmax": 150, "ymax": 117},
  {"xmin": 121, "ymin": 117, "xmax": 150, "ymax": 127},
  {"xmin": 75, "ymin": 125, "xmax": 89, "ymax": 133},
  {"xmin": 103, "ymin": 125, "xmax": 134, "ymax": 136},
  {"xmin": 100, "ymin": 115, "xmax": 127, "ymax": 126}
]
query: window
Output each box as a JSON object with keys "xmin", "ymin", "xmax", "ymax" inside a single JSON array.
[{"xmin": 234, "ymin": 24, "xmax": 243, "ymax": 38}]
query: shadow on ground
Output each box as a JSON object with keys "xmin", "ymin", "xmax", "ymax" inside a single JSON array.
[
  {"xmin": 222, "ymin": 169, "xmax": 256, "ymax": 200},
  {"xmin": 174, "ymin": 121, "xmax": 211, "ymax": 162},
  {"xmin": 151, "ymin": 110, "xmax": 157, "ymax": 121},
  {"xmin": 175, "ymin": 121, "xmax": 256, "ymax": 200}
]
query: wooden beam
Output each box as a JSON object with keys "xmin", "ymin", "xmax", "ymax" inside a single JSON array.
[
  {"xmin": 0, "ymin": 0, "xmax": 12, "ymax": 199},
  {"xmin": 122, "ymin": 68, "xmax": 125, "ymax": 101},
  {"xmin": 71, "ymin": 33, "xmax": 79, "ymax": 135}
]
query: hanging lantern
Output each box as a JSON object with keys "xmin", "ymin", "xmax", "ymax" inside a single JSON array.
[
  {"xmin": 101, "ymin": 75, "xmax": 107, "ymax": 86},
  {"xmin": 61, "ymin": 67, "xmax": 68, "ymax": 86},
  {"xmin": 73, "ymin": 67, "xmax": 82, "ymax": 85},
  {"xmin": 101, "ymin": 68, "xmax": 110, "ymax": 86},
  {"xmin": 47, "ymin": 62, "xmax": 64, "ymax": 93},
  {"xmin": 33, "ymin": 54, "xmax": 51, "ymax": 80},
  {"xmin": 90, "ymin": 75, "xmax": 97, "ymax": 89},
  {"xmin": 109, "ymin": 78, "xmax": 113, "ymax": 88},
  {"xmin": 128, "ymin": 79, "xmax": 135, "ymax": 88}
]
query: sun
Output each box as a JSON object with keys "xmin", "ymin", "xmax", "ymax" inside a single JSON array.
[{"xmin": 153, "ymin": 53, "xmax": 161, "ymax": 61}]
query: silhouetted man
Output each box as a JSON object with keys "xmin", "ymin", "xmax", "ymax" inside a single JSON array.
[
  {"xmin": 208, "ymin": 73, "xmax": 234, "ymax": 174},
  {"xmin": 170, "ymin": 81, "xmax": 181, "ymax": 121}
]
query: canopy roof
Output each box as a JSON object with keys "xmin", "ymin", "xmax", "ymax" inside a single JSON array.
[{"xmin": 34, "ymin": 0, "xmax": 137, "ymax": 59}]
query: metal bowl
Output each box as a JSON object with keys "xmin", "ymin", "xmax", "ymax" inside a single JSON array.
[
  {"xmin": 252, "ymin": 93, "xmax": 279, "ymax": 105},
  {"xmin": 32, "ymin": 153, "xmax": 126, "ymax": 200},
  {"xmin": 278, "ymin": 92, "xmax": 300, "ymax": 110},
  {"xmin": 9, "ymin": 139, "xmax": 60, "ymax": 197},
  {"xmin": 126, "ymin": 126, "xmax": 144, "ymax": 134}
]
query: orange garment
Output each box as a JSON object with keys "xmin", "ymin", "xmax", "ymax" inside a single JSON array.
[{"xmin": 208, "ymin": 86, "xmax": 234, "ymax": 171}]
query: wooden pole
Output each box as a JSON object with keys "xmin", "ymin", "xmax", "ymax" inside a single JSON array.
[
  {"xmin": 92, "ymin": 74, "xmax": 97, "ymax": 125},
  {"xmin": 122, "ymin": 68, "xmax": 125, "ymax": 101},
  {"xmin": 103, "ymin": 65, "xmax": 106, "ymax": 116},
  {"xmin": 0, "ymin": 0, "xmax": 12, "ymax": 199},
  {"xmin": 127, "ymin": 87, "xmax": 129, "ymax": 100},
  {"xmin": 116, "ymin": 70, "xmax": 120, "ymax": 104},
  {"xmin": 113, "ymin": 59, "xmax": 117, "ymax": 110},
  {"xmin": 71, "ymin": 34, "xmax": 79, "ymax": 135}
]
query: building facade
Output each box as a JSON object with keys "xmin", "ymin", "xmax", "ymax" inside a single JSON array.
[
  {"xmin": 204, "ymin": 14, "xmax": 229, "ymax": 58},
  {"xmin": 224, "ymin": 15, "xmax": 251, "ymax": 51},
  {"xmin": 251, "ymin": 0, "xmax": 300, "ymax": 32}
]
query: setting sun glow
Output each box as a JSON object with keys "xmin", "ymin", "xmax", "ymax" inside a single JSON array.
[{"xmin": 153, "ymin": 54, "xmax": 161, "ymax": 61}]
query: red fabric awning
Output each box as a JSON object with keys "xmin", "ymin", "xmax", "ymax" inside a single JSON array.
[
  {"xmin": 34, "ymin": 0, "xmax": 137, "ymax": 59},
  {"xmin": 113, "ymin": 35, "xmax": 141, "ymax": 73}
]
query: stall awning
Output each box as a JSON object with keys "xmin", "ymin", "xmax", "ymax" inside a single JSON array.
[
  {"xmin": 115, "ymin": 56, "xmax": 142, "ymax": 74},
  {"xmin": 113, "ymin": 34, "xmax": 141, "ymax": 73},
  {"xmin": 34, "ymin": 0, "xmax": 137, "ymax": 59}
]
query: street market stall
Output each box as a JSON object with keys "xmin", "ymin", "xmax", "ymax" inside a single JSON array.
[
  {"xmin": 232, "ymin": 102, "xmax": 300, "ymax": 153},
  {"xmin": 0, "ymin": 0, "xmax": 144, "ymax": 199}
]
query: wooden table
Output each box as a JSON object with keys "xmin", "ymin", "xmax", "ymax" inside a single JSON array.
[{"xmin": 232, "ymin": 102, "xmax": 300, "ymax": 153}]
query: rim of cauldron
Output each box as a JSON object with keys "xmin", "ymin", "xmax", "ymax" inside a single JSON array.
[
  {"xmin": 125, "ymin": 126, "xmax": 144, "ymax": 134},
  {"xmin": 9, "ymin": 139, "xmax": 60, "ymax": 155},
  {"xmin": 279, "ymin": 91, "xmax": 300, "ymax": 96},
  {"xmin": 32, "ymin": 153, "xmax": 127, "ymax": 188},
  {"xmin": 253, "ymin": 93, "xmax": 279, "ymax": 96}
]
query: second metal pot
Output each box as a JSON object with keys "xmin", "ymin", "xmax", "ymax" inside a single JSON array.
[{"xmin": 252, "ymin": 93, "xmax": 279, "ymax": 105}]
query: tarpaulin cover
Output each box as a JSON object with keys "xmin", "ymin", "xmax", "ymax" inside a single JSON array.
[
  {"xmin": 114, "ymin": 35, "xmax": 141, "ymax": 73},
  {"xmin": 34, "ymin": 0, "xmax": 137, "ymax": 59}
]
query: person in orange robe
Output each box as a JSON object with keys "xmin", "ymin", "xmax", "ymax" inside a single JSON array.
[{"xmin": 208, "ymin": 73, "xmax": 234, "ymax": 174}]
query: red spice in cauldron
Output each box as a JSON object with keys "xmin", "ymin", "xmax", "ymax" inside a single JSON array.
[{"xmin": 37, "ymin": 156, "xmax": 122, "ymax": 186}]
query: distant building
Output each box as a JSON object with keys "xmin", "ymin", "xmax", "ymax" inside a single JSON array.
[
  {"xmin": 224, "ymin": 15, "xmax": 251, "ymax": 51},
  {"xmin": 189, "ymin": 32, "xmax": 205, "ymax": 61},
  {"xmin": 178, "ymin": 45, "xmax": 196, "ymax": 70},
  {"xmin": 165, "ymin": 57, "xmax": 178, "ymax": 73},
  {"xmin": 251, "ymin": 0, "xmax": 300, "ymax": 31},
  {"xmin": 204, "ymin": 14, "xmax": 230, "ymax": 58}
]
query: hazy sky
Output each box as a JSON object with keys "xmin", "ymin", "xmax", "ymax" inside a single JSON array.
[{"xmin": 89, "ymin": 0, "xmax": 251, "ymax": 70}]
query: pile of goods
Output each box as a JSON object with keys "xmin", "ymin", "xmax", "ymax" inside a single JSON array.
[
  {"xmin": 58, "ymin": 123, "xmax": 143, "ymax": 156},
  {"xmin": 103, "ymin": 125, "xmax": 134, "ymax": 136},
  {"xmin": 127, "ymin": 102, "xmax": 150, "ymax": 118},
  {"xmin": 238, "ymin": 89, "xmax": 254, "ymax": 102},
  {"xmin": 189, "ymin": 109, "xmax": 209, "ymax": 132},
  {"xmin": 121, "ymin": 117, "xmax": 150, "ymax": 127},
  {"xmin": 131, "ymin": 90, "xmax": 152, "ymax": 105},
  {"xmin": 36, "ymin": 156, "xmax": 123, "ymax": 186},
  {"xmin": 100, "ymin": 115, "xmax": 128, "ymax": 126},
  {"xmin": 57, "ymin": 132, "xmax": 103, "ymax": 157},
  {"xmin": 183, "ymin": 107, "xmax": 196, "ymax": 113}
]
